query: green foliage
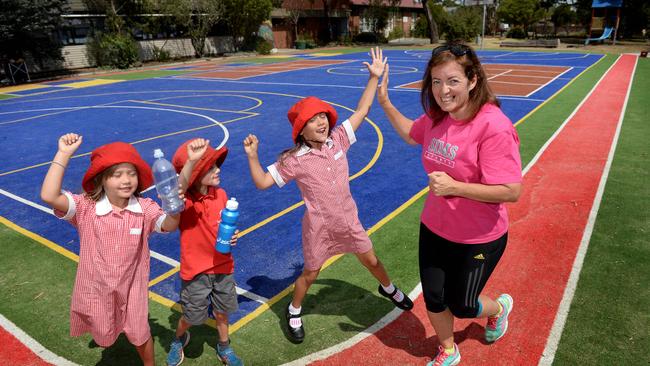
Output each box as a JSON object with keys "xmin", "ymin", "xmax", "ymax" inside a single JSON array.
[
  {"xmin": 222, "ymin": 0, "xmax": 273, "ymax": 51},
  {"xmin": 255, "ymin": 39, "xmax": 273, "ymax": 55},
  {"xmin": 443, "ymin": 6, "xmax": 482, "ymax": 42},
  {"xmin": 151, "ymin": 46, "xmax": 171, "ymax": 62},
  {"xmin": 498, "ymin": 0, "xmax": 544, "ymax": 37},
  {"xmin": 388, "ymin": 26, "xmax": 404, "ymax": 40},
  {"xmin": 506, "ymin": 27, "xmax": 527, "ymax": 39},
  {"xmin": 552, "ymin": 4, "xmax": 576, "ymax": 35},
  {"xmin": 86, "ymin": 32, "xmax": 139, "ymax": 69},
  {"xmin": 413, "ymin": 15, "xmax": 430, "ymax": 38},
  {"xmin": 0, "ymin": 0, "xmax": 67, "ymax": 66}
]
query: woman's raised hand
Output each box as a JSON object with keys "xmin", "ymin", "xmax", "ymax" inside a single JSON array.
[{"xmin": 377, "ymin": 63, "xmax": 390, "ymax": 105}]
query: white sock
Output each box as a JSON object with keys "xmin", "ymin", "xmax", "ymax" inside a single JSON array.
[
  {"xmin": 288, "ymin": 304, "xmax": 302, "ymax": 315},
  {"xmin": 381, "ymin": 283, "xmax": 395, "ymax": 294},
  {"xmin": 382, "ymin": 283, "xmax": 405, "ymax": 302}
]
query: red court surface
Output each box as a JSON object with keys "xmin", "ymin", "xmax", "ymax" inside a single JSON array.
[
  {"xmin": 399, "ymin": 64, "xmax": 571, "ymax": 97},
  {"xmin": 308, "ymin": 54, "xmax": 636, "ymax": 365},
  {"xmin": 0, "ymin": 327, "xmax": 52, "ymax": 366}
]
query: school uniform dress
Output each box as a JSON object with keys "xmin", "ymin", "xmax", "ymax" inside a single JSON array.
[
  {"xmin": 56, "ymin": 193, "xmax": 165, "ymax": 347},
  {"xmin": 268, "ymin": 119, "xmax": 372, "ymax": 270}
]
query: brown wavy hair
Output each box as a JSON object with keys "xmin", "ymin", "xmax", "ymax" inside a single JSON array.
[{"xmin": 420, "ymin": 42, "xmax": 499, "ymax": 125}]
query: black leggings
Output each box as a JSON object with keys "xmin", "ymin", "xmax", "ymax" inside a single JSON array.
[{"xmin": 419, "ymin": 223, "xmax": 507, "ymax": 318}]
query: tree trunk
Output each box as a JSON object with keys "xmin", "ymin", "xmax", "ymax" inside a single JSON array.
[
  {"xmin": 322, "ymin": 0, "xmax": 333, "ymax": 43},
  {"xmin": 423, "ymin": 0, "xmax": 439, "ymax": 44}
]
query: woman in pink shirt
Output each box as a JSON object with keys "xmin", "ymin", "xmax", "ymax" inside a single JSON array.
[
  {"xmin": 243, "ymin": 48, "xmax": 413, "ymax": 344},
  {"xmin": 40, "ymin": 134, "xmax": 181, "ymax": 365},
  {"xmin": 378, "ymin": 43, "xmax": 522, "ymax": 366}
]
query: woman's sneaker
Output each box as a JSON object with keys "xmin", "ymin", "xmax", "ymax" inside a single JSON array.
[
  {"xmin": 166, "ymin": 331, "xmax": 190, "ymax": 366},
  {"xmin": 485, "ymin": 294, "xmax": 514, "ymax": 343},
  {"xmin": 378, "ymin": 285, "xmax": 414, "ymax": 311},
  {"xmin": 427, "ymin": 343, "xmax": 461, "ymax": 366},
  {"xmin": 216, "ymin": 341, "xmax": 243, "ymax": 366}
]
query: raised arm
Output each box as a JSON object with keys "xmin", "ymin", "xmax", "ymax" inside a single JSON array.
[
  {"xmin": 348, "ymin": 47, "xmax": 387, "ymax": 131},
  {"xmin": 41, "ymin": 133, "xmax": 83, "ymax": 212},
  {"xmin": 243, "ymin": 134, "xmax": 275, "ymax": 190},
  {"xmin": 377, "ymin": 64, "xmax": 418, "ymax": 145},
  {"xmin": 178, "ymin": 138, "xmax": 209, "ymax": 194}
]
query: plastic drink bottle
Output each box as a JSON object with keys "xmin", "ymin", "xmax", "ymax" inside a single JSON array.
[
  {"xmin": 152, "ymin": 148, "xmax": 184, "ymax": 215},
  {"xmin": 216, "ymin": 198, "xmax": 239, "ymax": 254}
]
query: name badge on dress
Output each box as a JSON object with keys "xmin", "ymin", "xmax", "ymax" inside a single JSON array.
[
  {"xmin": 334, "ymin": 150, "xmax": 343, "ymax": 160},
  {"xmin": 130, "ymin": 228, "xmax": 142, "ymax": 235}
]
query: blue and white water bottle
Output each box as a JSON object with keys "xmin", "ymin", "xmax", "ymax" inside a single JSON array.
[
  {"xmin": 152, "ymin": 148, "xmax": 184, "ymax": 215},
  {"xmin": 216, "ymin": 198, "xmax": 239, "ymax": 254}
]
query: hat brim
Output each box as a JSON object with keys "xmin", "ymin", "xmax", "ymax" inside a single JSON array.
[{"xmin": 188, "ymin": 147, "xmax": 228, "ymax": 187}]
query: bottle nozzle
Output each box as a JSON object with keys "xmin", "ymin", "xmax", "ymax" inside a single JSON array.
[
  {"xmin": 153, "ymin": 149, "xmax": 164, "ymax": 159},
  {"xmin": 226, "ymin": 197, "xmax": 238, "ymax": 210}
]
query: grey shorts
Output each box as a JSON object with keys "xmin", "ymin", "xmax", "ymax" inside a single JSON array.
[{"xmin": 180, "ymin": 273, "xmax": 239, "ymax": 325}]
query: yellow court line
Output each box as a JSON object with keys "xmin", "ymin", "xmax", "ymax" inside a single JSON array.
[
  {"xmin": 149, "ymin": 266, "xmax": 179, "ymax": 287},
  {"xmin": 146, "ymin": 94, "xmax": 264, "ymax": 113},
  {"xmin": 0, "ymin": 216, "xmax": 79, "ymax": 262},
  {"xmin": 133, "ymin": 99, "xmax": 258, "ymax": 115},
  {"xmin": 513, "ymin": 54, "xmax": 607, "ymax": 128},
  {"xmin": 58, "ymin": 79, "xmax": 124, "ymax": 88},
  {"xmin": 0, "ymin": 84, "xmax": 51, "ymax": 93}
]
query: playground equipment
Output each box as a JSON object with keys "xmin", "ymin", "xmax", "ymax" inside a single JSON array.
[{"xmin": 585, "ymin": 0, "xmax": 622, "ymax": 45}]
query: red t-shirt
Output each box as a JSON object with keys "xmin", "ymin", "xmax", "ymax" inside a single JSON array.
[{"xmin": 179, "ymin": 186, "xmax": 234, "ymax": 280}]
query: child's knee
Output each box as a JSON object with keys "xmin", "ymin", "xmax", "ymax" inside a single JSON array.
[{"xmin": 301, "ymin": 269, "xmax": 320, "ymax": 283}]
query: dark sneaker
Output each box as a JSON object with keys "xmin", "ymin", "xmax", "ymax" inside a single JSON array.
[
  {"xmin": 166, "ymin": 331, "xmax": 190, "ymax": 366},
  {"xmin": 216, "ymin": 341, "xmax": 243, "ymax": 366},
  {"xmin": 378, "ymin": 285, "xmax": 414, "ymax": 311},
  {"xmin": 285, "ymin": 305, "xmax": 305, "ymax": 343}
]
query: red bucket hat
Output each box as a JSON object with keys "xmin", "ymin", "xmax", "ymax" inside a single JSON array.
[
  {"xmin": 82, "ymin": 142, "xmax": 153, "ymax": 193},
  {"xmin": 287, "ymin": 96, "xmax": 337, "ymax": 143},
  {"xmin": 172, "ymin": 140, "xmax": 228, "ymax": 188}
]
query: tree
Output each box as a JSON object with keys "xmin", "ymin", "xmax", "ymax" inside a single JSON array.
[
  {"xmin": 283, "ymin": 0, "xmax": 304, "ymax": 43},
  {"xmin": 83, "ymin": 0, "xmax": 144, "ymax": 34},
  {"xmin": 423, "ymin": 0, "xmax": 441, "ymax": 43},
  {"xmin": 223, "ymin": 0, "xmax": 273, "ymax": 51},
  {"xmin": 551, "ymin": 3, "xmax": 576, "ymax": 36},
  {"xmin": 0, "ymin": 0, "xmax": 67, "ymax": 68},
  {"xmin": 184, "ymin": 0, "xmax": 223, "ymax": 57},
  {"xmin": 497, "ymin": 0, "xmax": 544, "ymax": 38},
  {"xmin": 364, "ymin": 0, "xmax": 400, "ymax": 36}
]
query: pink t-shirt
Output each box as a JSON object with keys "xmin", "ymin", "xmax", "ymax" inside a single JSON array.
[{"xmin": 409, "ymin": 103, "xmax": 522, "ymax": 244}]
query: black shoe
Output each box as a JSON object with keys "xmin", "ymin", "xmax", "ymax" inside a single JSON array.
[
  {"xmin": 378, "ymin": 285, "xmax": 414, "ymax": 311},
  {"xmin": 285, "ymin": 306, "xmax": 305, "ymax": 343}
]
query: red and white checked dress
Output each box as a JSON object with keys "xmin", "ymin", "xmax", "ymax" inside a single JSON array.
[
  {"xmin": 56, "ymin": 192, "xmax": 165, "ymax": 347},
  {"xmin": 268, "ymin": 119, "xmax": 373, "ymax": 270}
]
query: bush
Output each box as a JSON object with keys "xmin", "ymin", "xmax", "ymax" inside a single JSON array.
[
  {"xmin": 507, "ymin": 27, "xmax": 527, "ymax": 39},
  {"xmin": 87, "ymin": 32, "xmax": 139, "ymax": 69},
  {"xmin": 256, "ymin": 40, "xmax": 273, "ymax": 55},
  {"xmin": 388, "ymin": 26, "xmax": 404, "ymax": 40},
  {"xmin": 151, "ymin": 46, "xmax": 171, "ymax": 62},
  {"xmin": 353, "ymin": 32, "xmax": 386, "ymax": 44},
  {"xmin": 412, "ymin": 15, "xmax": 430, "ymax": 38}
]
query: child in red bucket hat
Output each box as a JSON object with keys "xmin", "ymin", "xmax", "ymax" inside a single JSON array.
[
  {"xmin": 166, "ymin": 138, "xmax": 242, "ymax": 366},
  {"xmin": 40, "ymin": 133, "xmax": 182, "ymax": 365},
  {"xmin": 244, "ymin": 48, "xmax": 413, "ymax": 344}
]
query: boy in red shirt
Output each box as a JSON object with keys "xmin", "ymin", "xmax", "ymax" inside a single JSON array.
[{"xmin": 166, "ymin": 138, "xmax": 242, "ymax": 366}]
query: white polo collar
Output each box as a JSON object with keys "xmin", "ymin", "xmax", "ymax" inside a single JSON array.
[
  {"xmin": 96, "ymin": 194, "xmax": 143, "ymax": 216},
  {"xmin": 296, "ymin": 137, "xmax": 334, "ymax": 157}
]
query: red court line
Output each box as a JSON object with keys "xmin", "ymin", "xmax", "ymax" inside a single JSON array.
[
  {"xmin": 309, "ymin": 54, "xmax": 637, "ymax": 365},
  {"xmin": 0, "ymin": 326, "xmax": 52, "ymax": 366}
]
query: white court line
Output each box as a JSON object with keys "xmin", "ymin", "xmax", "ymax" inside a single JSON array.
[
  {"xmin": 524, "ymin": 67, "xmax": 575, "ymax": 98},
  {"xmin": 0, "ymin": 313, "xmax": 80, "ymax": 366}
]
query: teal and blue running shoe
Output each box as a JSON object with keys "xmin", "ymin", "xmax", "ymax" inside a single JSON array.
[
  {"xmin": 427, "ymin": 343, "xmax": 461, "ymax": 366},
  {"xmin": 217, "ymin": 341, "xmax": 243, "ymax": 366},
  {"xmin": 485, "ymin": 294, "xmax": 514, "ymax": 343}
]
